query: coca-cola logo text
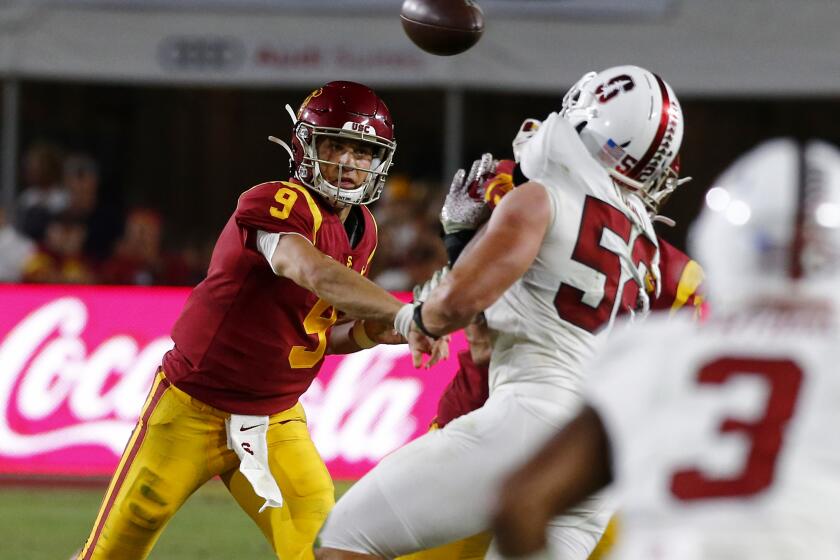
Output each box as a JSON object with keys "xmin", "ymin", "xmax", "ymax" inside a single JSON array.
[{"xmin": 0, "ymin": 287, "xmax": 461, "ymax": 478}]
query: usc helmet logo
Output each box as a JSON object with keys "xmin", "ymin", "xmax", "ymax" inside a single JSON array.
[{"xmin": 297, "ymin": 88, "xmax": 323, "ymax": 118}]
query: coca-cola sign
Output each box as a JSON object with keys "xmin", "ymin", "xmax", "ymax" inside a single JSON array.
[{"xmin": 0, "ymin": 285, "xmax": 464, "ymax": 479}]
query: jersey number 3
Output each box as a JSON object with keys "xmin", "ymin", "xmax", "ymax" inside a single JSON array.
[
  {"xmin": 670, "ymin": 357, "xmax": 804, "ymax": 500},
  {"xmin": 554, "ymin": 196, "xmax": 656, "ymax": 333}
]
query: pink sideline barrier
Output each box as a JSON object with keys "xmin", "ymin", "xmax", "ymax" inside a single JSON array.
[{"xmin": 0, "ymin": 285, "xmax": 465, "ymax": 479}]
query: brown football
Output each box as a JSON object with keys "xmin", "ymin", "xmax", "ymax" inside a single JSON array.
[{"xmin": 400, "ymin": 0, "xmax": 484, "ymax": 56}]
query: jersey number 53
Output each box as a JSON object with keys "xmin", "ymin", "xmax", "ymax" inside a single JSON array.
[{"xmin": 555, "ymin": 196, "xmax": 657, "ymax": 333}]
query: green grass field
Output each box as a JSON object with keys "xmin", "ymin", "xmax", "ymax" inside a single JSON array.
[{"xmin": 0, "ymin": 480, "xmax": 354, "ymax": 560}]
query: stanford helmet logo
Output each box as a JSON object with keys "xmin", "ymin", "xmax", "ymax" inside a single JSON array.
[{"xmin": 596, "ymin": 75, "xmax": 635, "ymax": 103}]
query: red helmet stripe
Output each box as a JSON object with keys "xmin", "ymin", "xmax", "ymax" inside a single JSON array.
[{"xmin": 628, "ymin": 73, "xmax": 671, "ymax": 180}]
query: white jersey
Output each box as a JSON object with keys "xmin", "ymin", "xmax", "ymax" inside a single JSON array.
[
  {"xmin": 587, "ymin": 309, "xmax": 840, "ymax": 559},
  {"xmin": 485, "ymin": 112, "xmax": 660, "ymax": 399}
]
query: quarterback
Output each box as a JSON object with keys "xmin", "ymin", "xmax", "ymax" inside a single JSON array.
[
  {"xmin": 494, "ymin": 139, "xmax": 840, "ymax": 560},
  {"xmin": 317, "ymin": 65, "xmax": 687, "ymax": 559},
  {"xmin": 77, "ymin": 81, "xmax": 440, "ymax": 560}
]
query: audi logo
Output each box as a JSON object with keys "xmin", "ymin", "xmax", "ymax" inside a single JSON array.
[{"xmin": 158, "ymin": 36, "xmax": 245, "ymax": 72}]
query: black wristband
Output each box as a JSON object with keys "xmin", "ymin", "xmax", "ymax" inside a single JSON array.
[
  {"xmin": 413, "ymin": 302, "xmax": 440, "ymax": 340},
  {"xmin": 443, "ymin": 230, "xmax": 476, "ymax": 266}
]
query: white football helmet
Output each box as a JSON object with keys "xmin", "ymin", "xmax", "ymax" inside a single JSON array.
[
  {"xmin": 560, "ymin": 65, "xmax": 685, "ymax": 216},
  {"xmin": 690, "ymin": 139, "xmax": 840, "ymax": 309}
]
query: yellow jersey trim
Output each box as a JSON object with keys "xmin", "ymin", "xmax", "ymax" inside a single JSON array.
[
  {"xmin": 670, "ymin": 259, "xmax": 705, "ymax": 315},
  {"xmin": 281, "ymin": 181, "xmax": 323, "ymax": 245},
  {"xmin": 364, "ymin": 206, "xmax": 379, "ymax": 273}
]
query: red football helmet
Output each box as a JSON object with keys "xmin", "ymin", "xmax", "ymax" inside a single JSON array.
[{"xmin": 270, "ymin": 81, "xmax": 396, "ymax": 206}]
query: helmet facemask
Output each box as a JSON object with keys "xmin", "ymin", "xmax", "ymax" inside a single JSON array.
[
  {"xmin": 269, "ymin": 101, "xmax": 396, "ymax": 208},
  {"xmin": 295, "ymin": 122, "xmax": 395, "ymax": 207},
  {"xmin": 560, "ymin": 71, "xmax": 600, "ymax": 125},
  {"xmin": 608, "ymin": 160, "xmax": 690, "ymax": 226}
]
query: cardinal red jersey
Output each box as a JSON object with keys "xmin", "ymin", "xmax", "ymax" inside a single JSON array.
[
  {"xmin": 162, "ymin": 180, "xmax": 377, "ymax": 415},
  {"xmin": 433, "ymin": 350, "xmax": 489, "ymax": 429},
  {"xmin": 650, "ymin": 238, "xmax": 706, "ymax": 317},
  {"xmin": 433, "ymin": 237, "xmax": 705, "ymax": 428}
]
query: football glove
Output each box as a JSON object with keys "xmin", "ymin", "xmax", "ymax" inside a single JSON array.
[
  {"xmin": 440, "ymin": 153, "xmax": 495, "ymax": 235},
  {"xmin": 412, "ymin": 265, "xmax": 450, "ymax": 303}
]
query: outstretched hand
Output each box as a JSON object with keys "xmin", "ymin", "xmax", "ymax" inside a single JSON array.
[
  {"xmin": 408, "ymin": 328, "xmax": 450, "ymax": 369},
  {"xmin": 440, "ymin": 154, "xmax": 495, "ymax": 235}
]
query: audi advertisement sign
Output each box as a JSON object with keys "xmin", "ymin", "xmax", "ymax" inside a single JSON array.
[{"xmin": 0, "ymin": 285, "xmax": 463, "ymax": 480}]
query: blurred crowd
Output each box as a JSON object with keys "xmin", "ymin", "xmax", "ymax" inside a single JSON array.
[
  {"xmin": 1, "ymin": 142, "xmax": 447, "ymax": 290},
  {"xmin": 1, "ymin": 142, "xmax": 215, "ymax": 286},
  {"xmin": 366, "ymin": 174, "xmax": 448, "ymax": 292}
]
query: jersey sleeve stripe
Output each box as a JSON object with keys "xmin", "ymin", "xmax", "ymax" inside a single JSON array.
[
  {"xmin": 670, "ymin": 259, "xmax": 705, "ymax": 314},
  {"xmin": 363, "ymin": 206, "xmax": 379, "ymax": 272},
  {"xmin": 281, "ymin": 181, "xmax": 324, "ymax": 244}
]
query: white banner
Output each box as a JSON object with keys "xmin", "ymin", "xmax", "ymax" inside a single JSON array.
[
  {"xmin": 0, "ymin": 0, "xmax": 838, "ymax": 94},
  {"xmin": 48, "ymin": 0, "xmax": 676, "ymax": 18}
]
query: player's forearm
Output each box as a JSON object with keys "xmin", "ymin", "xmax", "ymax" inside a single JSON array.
[
  {"xmin": 420, "ymin": 278, "xmax": 482, "ymax": 335},
  {"xmin": 273, "ymin": 235, "xmax": 403, "ymax": 324},
  {"xmin": 493, "ymin": 406, "xmax": 612, "ymax": 556},
  {"xmin": 421, "ymin": 183, "xmax": 550, "ymax": 337},
  {"xmin": 532, "ymin": 407, "xmax": 611, "ymax": 512},
  {"xmin": 420, "ymin": 261, "xmax": 512, "ymax": 335},
  {"xmin": 307, "ymin": 261, "xmax": 403, "ymax": 324}
]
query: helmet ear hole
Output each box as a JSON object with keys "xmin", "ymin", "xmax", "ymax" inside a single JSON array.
[{"xmin": 575, "ymin": 121, "xmax": 588, "ymax": 134}]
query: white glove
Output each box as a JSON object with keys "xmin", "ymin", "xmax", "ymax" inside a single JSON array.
[
  {"xmin": 412, "ymin": 265, "xmax": 450, "ymax": 303},
  {"xmin": 440, "ymin": 154, "xmax": 495, "ymax": 234}
]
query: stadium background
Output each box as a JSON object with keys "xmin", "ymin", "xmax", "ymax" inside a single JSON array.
[{"xmin": 0, "ymin": 1, "xmax": 838, "ymax": 558}]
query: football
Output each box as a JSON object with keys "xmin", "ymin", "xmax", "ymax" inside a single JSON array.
[{"xmin": 400, "ymin": 0, "xmax": 484, "ymax": 56}]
